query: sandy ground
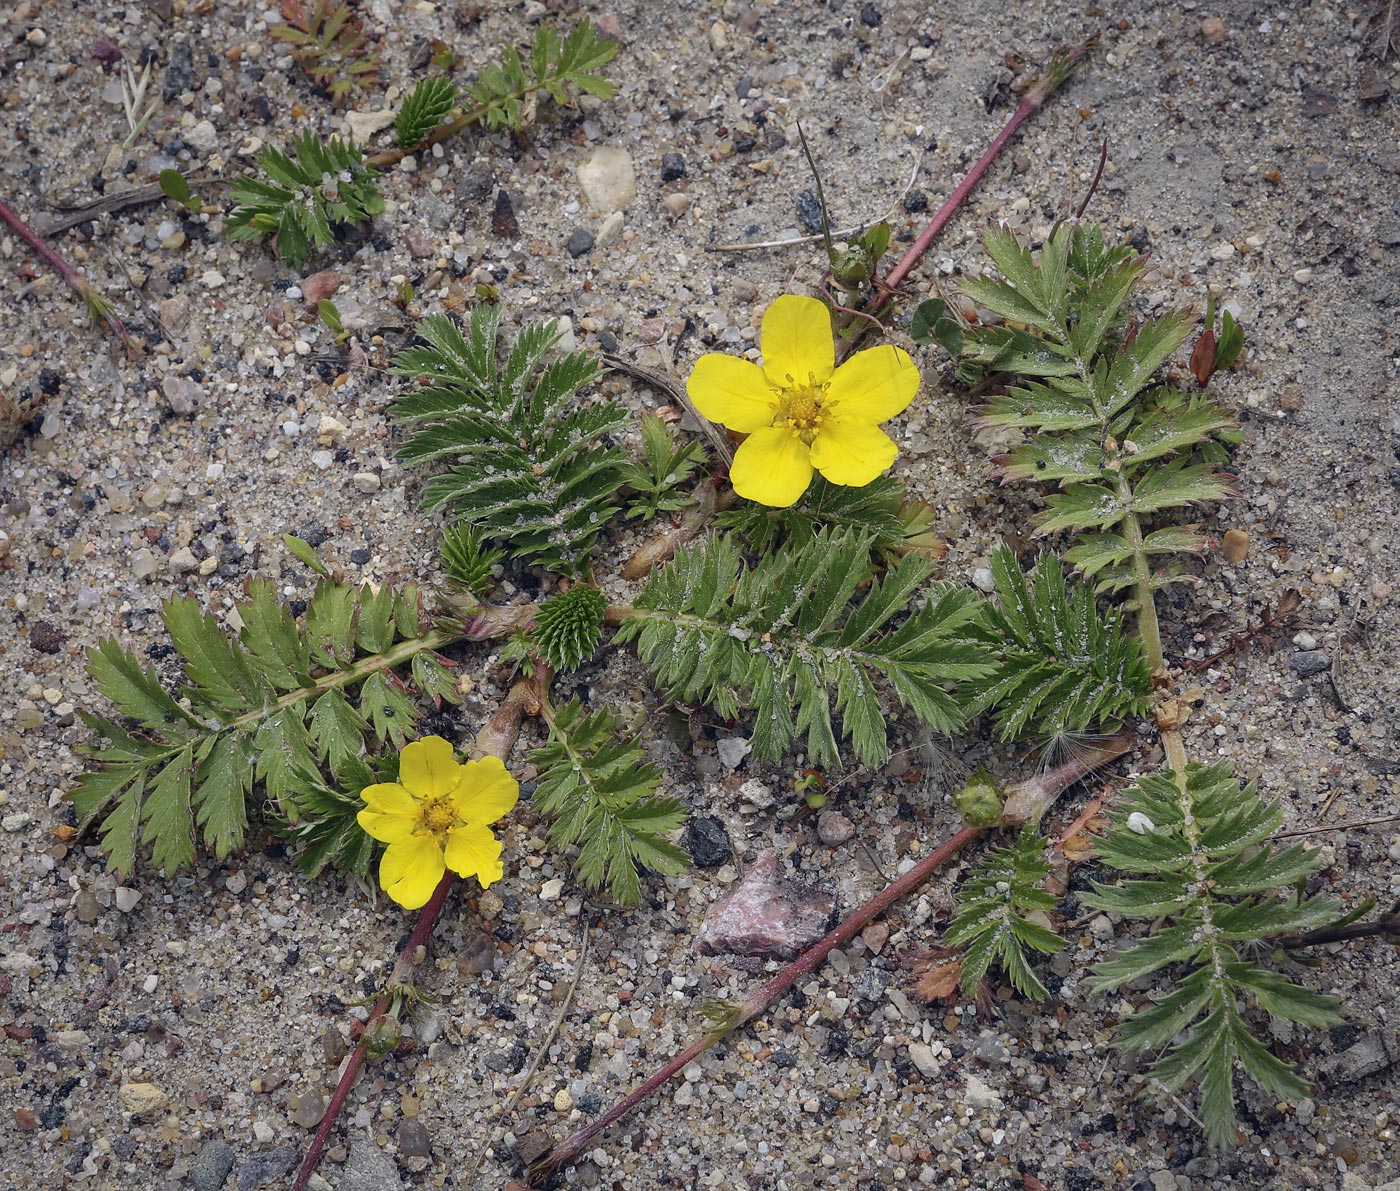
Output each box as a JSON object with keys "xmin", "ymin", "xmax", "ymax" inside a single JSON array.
[{"xmin": 1, "ymin": 1, "xmax": 1397, "ymax": 1189}]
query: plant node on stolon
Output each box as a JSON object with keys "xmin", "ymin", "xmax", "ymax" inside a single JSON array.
[
  {"xmin": 531, "ymin": 699, "xmax": 689, "ymax": 905},
  {"xmin": 391, "ymin": 304, "xmax": 629, "ymax": 578},
  {"xmin": 943, "ymin": 828, "xmax": 1064, "ymax": 1001},
  {"xmin": 226, "ymin": 132, "xmax": 384, "ymax": 271},
  {"xmin": 535, "ymin": 585, "xmax": 607, "ymax": 673},
  {"xmin": 396, "ymin": 76, "xmax": 457, "ymax": 150},
  {"xmin": 1081, "ymin": 764, "xmax": 1343, "ymax": 1148},
  {"xmin": 273, "ymin": 0, "xmax": 383, "ymax": 104},
  {"xmin": 617, "ymin": 527, "xmax": 992, "ymax": 768},
  {"xmin": 70, "ymin": 568, "xmax": 459, "ymax": 880}
]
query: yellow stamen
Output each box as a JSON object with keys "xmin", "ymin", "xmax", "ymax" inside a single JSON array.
[
  {"xmin": 774, "ymin": 371, "xmax": 835, "ymax": 443},
  {"xmin": 421, "ymin": 797, "xmax": 457, "ymax": 837}
]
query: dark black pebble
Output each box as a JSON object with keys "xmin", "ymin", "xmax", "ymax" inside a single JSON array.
[
  {"xmin": 566, "ymin": 228, "xmax": 594, "ymax": 258},
  {"xmin": 683, "ymin": 816, "xmax": 732, "ymax": 868},
  {"xmin": 902, "ymin": 188, "xmax": 928, "ymax": 213},
  {"xmin": 795, "ymin": 189, "xmax": 825, "ymax": 235},
  {"xmin": 660, "ymin": 152, "xmax": 686, "ymax": 181}
]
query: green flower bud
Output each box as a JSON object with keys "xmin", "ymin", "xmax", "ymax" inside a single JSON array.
[
  {"xmin": 361, "ymin": 1013, "xmax": 402, "ymax": 1058},
  {"xmin": 831, "ymin": 246, "xmax": 872, "ymax": 290},
  {"xmin": 954, "ymin": 768, "xmax": 1004, "ymax": 828}
]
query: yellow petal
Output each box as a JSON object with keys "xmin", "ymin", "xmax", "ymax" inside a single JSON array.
[
  {"xmin": 808, "ymin": 416, "xmax": 898, "ymax": 487},
  {"xmin": 826, "ymin": 343, "xmax": 920, "ymax": 423},
  {"xmin": 451, "ymin": 756, "xmax": 520, "ymax": 826},
  {"xmin": 379, "ymin": 835, "xmax": 446, "ymax": 909},
  {"xmin": 397, "ymin": 735, "xmax": 462, "ymax": 800},
  {"xmin": 729, "ymin": 426, "xmax": 814, "ymax": 507},
  {"xmin": 443, "ymin": 822, "xmax": 505, "ymax": 889},
  {"xmin": 686, "ymin": 354, "xmax": 777, "ymax": 433},
  {"xmin": 357, "ymin": 782, "xmax": 419, "ymax": 844},
  {"xmin": 760, "ymin": 295, "xmax": 834, "ymax": 389}
]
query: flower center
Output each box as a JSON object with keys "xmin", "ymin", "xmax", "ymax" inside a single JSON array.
[
  {"xmin": 774, "ymin": 373, "xmax": 833, "ymax": 444},
  {"xmin": 420, "ymin": 797, "xmax": 458, "ymax": 838}
]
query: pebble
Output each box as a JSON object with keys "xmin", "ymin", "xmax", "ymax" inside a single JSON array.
[
  {"xmin": 188, "ymin": 119, "xmax": 219, "ymax": 152},
  {"xmin": 595, "ymin": 210, "xmax": 625, "ymax": 248},
  {"xmin": 577, "ymin": 146, "xmax": 637, "ymax": 214},
  {"xmin": 1220, "ymin": 528, "xmax": 1249, "ymax": 564},
  {"xmin": 717, "ymin": 736, "xmax": 751, "ymax": 770},
  {"xmin": 1289, "ymin": 650, "xmax": 1331, "ymax": 677},
  {"xmin": 117, "ymin": 1082, "xmax": 169, "ymax": 1115},
  {"xmin": 708, "ymin": 19, "xmax": 728, "ymax": 52},
  {"xmin": 114, "ymin": 887, "xmax": 141, "ymax": 912},
  {"xmin": 566, "ymin": 228, "xmax": 594, "ymax": 258},
  {"xmin": 683, "ymin": 816, "xmax": 732, "ymax": 868},
  {"xmin": 816, "ymin": 810, "xmax": 855, "ymax": 846},
  {"xmin": 234, "ymin": 1144, "xmax": 297, "ymax": 1191},
  {"xmin": 662, "ymin": 193, "xmax": 691, "ymax": 219},
  {"xmin": 352, "ymin": 472, "xmax": 382, "ymax": 494},
  {"xmin": 2, "ymin": 812, "xmax": 33, "ymax": 832},
  {"xmin": 338, "ymin": 1141, "xmax": 403, "ymax": 1191},
  {"xmin": 540, "ymin": 878, "xmax": 565, "ymax": 900},
  {"xmin": 964, "ymin": 1074, "xmax": 1003, "ymax": 1110},
  {"xmin": 1200, "ymin": 16, "xmax": 1228, "ymax": 43},
  {"xmin": 971, "ymin": 1033, "xmax": 1010, "ymax": 1065},
  {"xmin": 287, "ymin": 1089, "xmax": 325, "ymax": 1128},
  {"xmin": 553, "ymin": 1088, "xmax": 573, "ymax": 1112},
  {"xmin": 189, "ymin": 1140, "xmax": 235, "ymax": 1191},
  {"xmin": 695, "ymin": 850, "xmax": 835, "ymax": 959},
  {"xmin": 74, "ymin": 891, "xmax": 101, "ymax": 923},
  {"xmin": 1293, "ymin": 631, "xmax": 1318, "ymax": 651},
  {"xmin": 660, "ymin": 152, "xmax": 686, "ymax": 181},
  {"xmin": 301, "ymin": 270, "xmax": 342, "ymax": 307},
  {"xmin": 169, "ymin": 547, "xmax": 200, "ymax": 574},
  {"xmin": 1089, "ymin": 914, "xmax": 1115, "ymax": 939},
  {"xmin": 971, "ymin": 567, "xmax": 996, "ymax": 592},
  {"xmin": 397, "ymin": 1119, "xmax": 431, "ymax": 1157},
  {"xmin": 252, "ymin": 1120, "xmax": 275, "ymax": 1143},
  {"xmin": 907, "ymin": 1042, "xmax": 940, "ymax": 1078},
  {"xmin": 737, "ymin": 778, "xmax": 773, "ymax": 809}
]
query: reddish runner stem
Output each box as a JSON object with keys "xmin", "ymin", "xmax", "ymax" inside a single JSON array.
[
  {"xmin": 291, "ymin": 670, "xmax": 546, "ymax": 1191},
  {"xmin": 0, "ymin": 196, "xmax": 131, "ymax": 344},
  {"xmin": 880, "ymin": 38, "xmax": 1095, "ymax": 296}
]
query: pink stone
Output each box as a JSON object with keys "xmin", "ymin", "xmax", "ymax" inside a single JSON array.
[{"xmin": 696, "ymin": 851, "xmax": 835, "ymax": 960}]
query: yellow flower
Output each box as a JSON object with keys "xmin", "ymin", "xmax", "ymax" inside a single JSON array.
[
  {"xmin": 356, "ymin": 736, "xmax": 519, "ymax": 909},
  {"xmin": 686, "ymin": 294, "xmax": 920, "ymax": 507}
]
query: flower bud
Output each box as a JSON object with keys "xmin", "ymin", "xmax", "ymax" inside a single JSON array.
[
  {"xmin": 830, "ymin": 246, "xmax": 872, "ymax": 290},
  {"xmin": 954, "ymin": 768, "xmax": 1004, "ymax": 828},
  {"xmin": 361, "ymin": 1013, "xmax": 402, "ymax": 1057}
]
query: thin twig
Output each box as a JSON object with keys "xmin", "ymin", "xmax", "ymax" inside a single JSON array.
[
  {"xmin": 476, "ymin": 919, "xmax": 592, "ymax": 1186},
  {"xmin": 1270, "ymin": 813, "xmax": 1400, "ymax": 841},
  {"xmin": 43, "ymin": 177, "xmax": 213, "ymax": 236},
  {"xmin": 707, "ymin": 151, "xmax": 923, "ymax": 254},
  {"xmin": 602, "ymin": 352, "xmax": 733, "ymax": 465},
  {"xmin": 1073, "ymin": 137, "xmax": 1110, "ymax": 220}
]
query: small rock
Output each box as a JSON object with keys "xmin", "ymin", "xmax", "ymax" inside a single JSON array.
[
  {"xmin": 695, "ymin": 850, "xmax": 836, "ymax": 960},
  {"xmin": 1292, "ymin": 631, "xmax": 1318, "ymax": 651},
  {"xmin": 816, "ymin": 811, "xmax": 855, "ymax": 846},
  {"xmin": 963, "ymin": 1073, "xmax": 1003, "ymax": 1109},
  {"xmin": 28, "ymin": 619, "xmax": 64, "ymax": 653},
  {"xmin": 163, "ymin": 375, "xmax": 201, "ymax": 414},
  {"xmin": 708, "ymin": 19, "xmax": 728, "ymax": 52},
  {"xmin": 594, "ymin": 210, "xmax": 625, "ymax": 248},
  {"xmin": 1200, "ymin": 16, "xmax": 1228, "ymax": 43},
  {"xmin": 1220, "ymin": 528, "xmax": 1249, "ymax": 564},
  {"xmin": 660, "ymin": 152, "xmax": 686, "ymax": 181},
  {"xmin": 114, "ymin": 887, "xmax": 141, "ymax": 913},
  {"xmin": 861, "ymin": 921, "xmax": 889, "ymax": 954},
  {"xmin": 1088, "ymin": 913, "xmax": 1114, "ymax": 939},
  {"xmin": 540, "ymin": 878, "xmax": 565, "ymax": 900},
  {"xmin": 1289, "ymin": 650, "xmax": 1331, "ymax": 678},
  {"xmin": 190, "ymin": 1140, "xmax": 235, "ymax": 1191},
  {"xmin": 553, "ymin": 1088, "xmax": 573, "ymax": 1112},
  {"xmin": 74, "ymin": 891, "xmax": 101, "ymax": 923},
  {"xmin": 795, "ymin": 190, "xmax": 824, "ymax": 235},
  {"xmin": 717, "ymin": 736, "xmax": 751, "ymax": 770},
  {"xmin": 169, "ymin": 547, "xmax": 199, "ymax": 574},
  {"xmin": 971, "ymin": 1033, "xmax": 1010, "ymax": 1065},
  {"xmin": 345, "ymin": 108, "xmax": 397, "ymax": 145},
  {"xmin": 1150, "ymin": 1173, "xmax": 1179, "ymax": 1191},
  {"xmin": 352, "ymin": 472, "xmax": 382, "ymax": 494},
  {"xmin": 187, "ymin": 120, "xmax": 218, "ymax": 153},
  {"xmin": 405, "ymin": 229, "xmax": 435, "ymax": 259},
  {"xmin": 2, "ymin": 812, "xmax": 33, "ymax": 832},
  {"xmin": 160, "ymin": 295, "xmax": 191, "ymax": 336},
  {"xmin": 338, "ymin": 1141, "xmax": 403, "ymax": 1191},
  {"xmin": 662, "ymin": 193, "xmax": 690, "ymax": 219},
  {"xmin": 566, "ymin": 228, "xmax": 594, "ymax": 258},
  {"xmin": 577, "ymin": 146, "xmax": 636, "ymax": 214},
  {"xmin": 902, "ymin": 188, "xmax": 928, "ymax": 213},
  {"xmin": 971, "ymin": 567, "xmax": 996, "ymax": 592},
  {"xmin": 287, "ymin": 1089, "xmax": 325, "ymax": 1128},
  {"xmin": 132, "ymin": 549, "xmax": 160, "ymax": 580},
  {"xmin": 737, "ymin": 778, "xmax": 773, "ymax": 809},
  {"xmin": 301, "ymin": 270, "xmax": 342, "ymax": 307},
  {"xmin": 397, "ymin": 1119, "xmax": 431, "ymax": 1158},
  {"xmin": 117, "ymin": 1082, "xmax": 169, "ymax": 1115},
  {"xmin": 683, "ymin": 816, "xmax": 732, "ymax": 868},
  {"xmin": 251, "ymin": 1121, "xmax": 274, "ymax": 1143},
  {"xmin": 235, "ymin": 1144, "xmax": 297, "ymax": 1191},
  {"xmin": 907, "ymin": 1042, "xmax": 940, "ymax": 1078}
]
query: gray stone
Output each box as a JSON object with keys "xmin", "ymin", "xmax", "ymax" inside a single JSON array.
[
  {"xmin": 1289, "ymin": 650, "xmax": 1331, "ymax": 677},
  {"xmin": 338, "ymin": 1141, "xmax": 403, "ymax": 1191},
  {"xmin": 971, "ymin": 1033, "xmax": 1011, "ymax": 1065},
  {"xmin": 189, "ymin": 1140, "xmax": 235, "ymax": 1191},
  {"xmin": 816, "ymin": 811, "xmax": 855, "ymax": 846},
  {"xmin": 396, "ymin": 1119, "xmax": 430, "ymax": 1158},
  {"xmin": 566, "ymin": 228, "xmax": 594, "ymax": 257},
  {"xmin": 235, "ymin": 1145, "xmax": 297, "ymax": 1191},
  {"xmin": 963, "ymin": 1073, "xmax": 1003, "ymax": 1109},
  {"xmin": 907, "ymin": 1042, "xmax": 940, "ymax": 1078}
]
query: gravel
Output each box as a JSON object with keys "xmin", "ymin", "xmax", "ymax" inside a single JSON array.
[{"xmin": 2, "ymin": 2, "xmax": 1398, "ymax": 1190}]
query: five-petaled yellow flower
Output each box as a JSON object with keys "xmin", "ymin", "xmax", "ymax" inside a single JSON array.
[
  {"xmin": 686, "ymin": 294, "xmax": 920, "ymax": 507},
  {"xmin": 357, "ymin": 736, "xmax": 519, "ymax": 909}
]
